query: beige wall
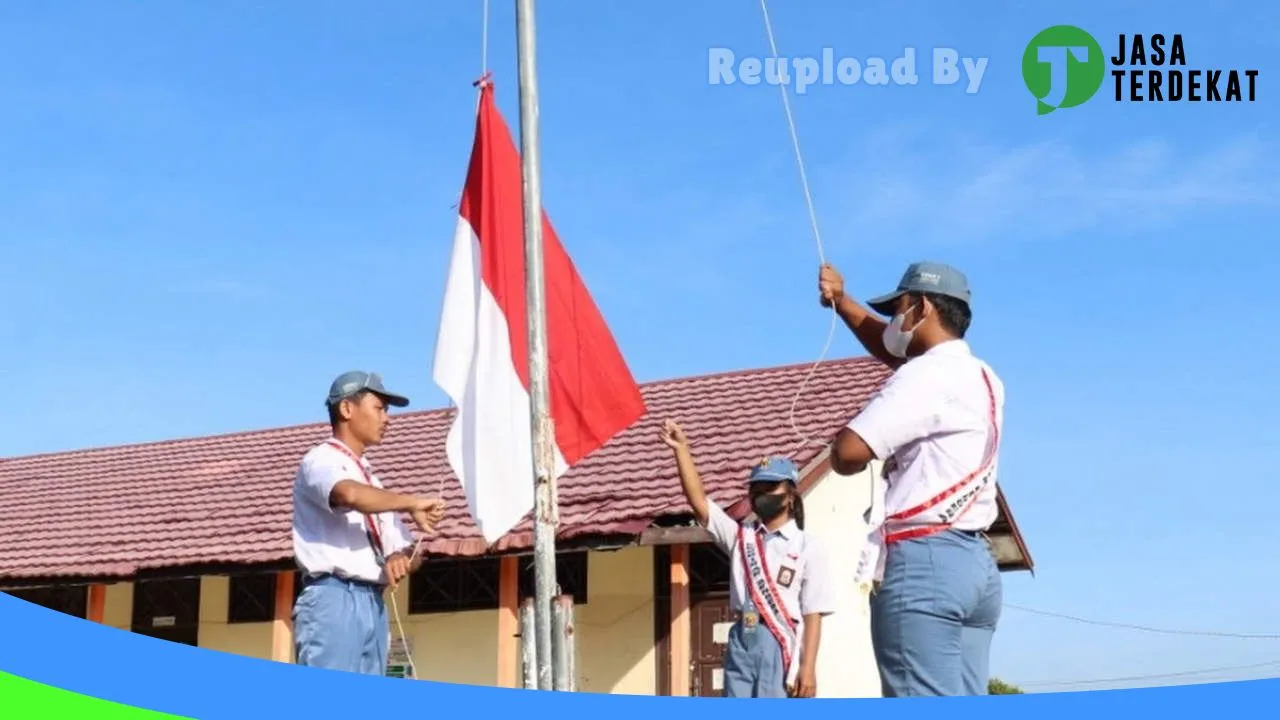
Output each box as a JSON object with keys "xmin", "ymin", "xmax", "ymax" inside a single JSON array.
[
  {"xmin": 102, "ymin": 581, "xmax": 132, "ymax": 631},
  {"xmin": 801, "ymin": 462, "xmax": 885, "ymax": 698},
  {"xmin": 99, "ymin": 577, "xmax": 278, "ymax": 661},
  {"xmin": 198, "ymin": 576, "xmax": 276, "ymax": 662},
  {"xmin": 571, "ymin": 546, "xmax": 655, "ymax": 694},
  {"xmin": 92, "ymin": 546, "xmax": 658, "ymax": 694},
  {"xmin": 385, "ymin": 545, "xmax": 657, "ymax": 692},
  {"xmin": 386, "ymin": 584, "xmax": 500, "ymax": 686}
]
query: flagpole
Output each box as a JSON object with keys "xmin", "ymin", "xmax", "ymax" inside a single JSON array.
[{"xmin": 514, "ymin": 0, "xmax": 560, "ymax": 693}]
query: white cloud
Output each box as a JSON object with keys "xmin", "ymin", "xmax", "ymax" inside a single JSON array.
[{"xmin": 837, "ymin": 128, "xmax": 1277, "ymax": 244}]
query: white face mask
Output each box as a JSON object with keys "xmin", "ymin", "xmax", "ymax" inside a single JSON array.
[{"xmin": 881, "ymin": 304, "xmax": 922, "ymax": 358}]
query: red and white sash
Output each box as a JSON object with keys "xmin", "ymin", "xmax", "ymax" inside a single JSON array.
[
  {"xmin": 855, "ymin": 368, "xmax": 1000, "ymax": 585},
  {"xmin": 325, "ymin": 440, "xmax": 388, "ymax": 562},
  {"xmin": 737, "ymin": 523, "xmax": 800, "ymax": 682}
]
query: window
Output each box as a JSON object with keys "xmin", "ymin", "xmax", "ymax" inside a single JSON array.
[
  {"xmin": 408, "ymin": 557, "xmax": 502, "ymax": 614},
  {"xmin": 227, "ymin": 571, "xmax": 302, "ymax": 623},
  {"xmin": 3, "ymin": 586, "xmax": 88, "ymax": 618},
  {"xmin": 407, "ymin": 551, "xmax": 590, "ymax": 615},
  {"xmin": 518, "ymin": 551, "xmax": 588, "ymax": 605},
  {"xmin": 131, "ymin": 578, "xmax": 201, "ymax": 634}
]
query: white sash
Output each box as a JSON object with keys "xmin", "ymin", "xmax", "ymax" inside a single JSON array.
[
  {"xmin": 854, "ymin": 473, "xmax": 888, "ymax": 590},
  {"xmin": 738, "ymin": 523, "xmax": 799, "ymax": 683}
]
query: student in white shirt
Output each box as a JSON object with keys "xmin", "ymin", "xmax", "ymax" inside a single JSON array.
[
  {"xmin": 660, "ymin": 419, "xmax": 836, "ymax": 698},
  {"xmin": 818, "ymin": 261, "xmax": 1005, "ymax": 697},
  {"xmin": 291, "ymin": 370, "xmax": 446, "ymax": 675}
]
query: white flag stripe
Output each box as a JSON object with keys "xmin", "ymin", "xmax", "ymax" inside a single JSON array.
[{"xmin": 433, "ymin": 215, "xmax": 568, "ymax": 544}]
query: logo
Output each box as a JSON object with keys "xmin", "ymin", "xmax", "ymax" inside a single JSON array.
[
  {"xmin": 1022, "ymin": 25, "xmax": 1105, "ymax": 115},
  {"xmin": 1022, "ymin": 28, "xmax": 1259, "ymax": 114}
]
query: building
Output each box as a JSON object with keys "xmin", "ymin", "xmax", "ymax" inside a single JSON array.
[{"xmin": 0, "ymin": 356, "xmax": 1033, "ymax": 697}]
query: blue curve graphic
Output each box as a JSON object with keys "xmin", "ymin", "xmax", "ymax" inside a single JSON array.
[{"xmin": 0, "ymin": 592, "xmax": 1276, "ymax": 717}]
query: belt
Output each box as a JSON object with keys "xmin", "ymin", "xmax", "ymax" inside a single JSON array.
[
  {"xmin": 883, "ymin": 527, "xmax": 985, "ymax": 542},
  {"xmin": 302, "ymin": 572, "xmax": 384, "ymax": 590},
  {"xmin": 731, "ymin": 610, "xmax": 778, "ymax": 624}
]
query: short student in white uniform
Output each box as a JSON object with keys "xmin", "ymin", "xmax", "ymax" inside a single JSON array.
[
  {"xmin": 660, "ymin": 419, "xmax": 836, "ymax": 698},
  {"xmin": 292, "ymin": 371, "xmax": 446, "ymax": 675},
  {"xmin": 818, "ymin": 261, "xmax": 1005, "ymax": 697}
]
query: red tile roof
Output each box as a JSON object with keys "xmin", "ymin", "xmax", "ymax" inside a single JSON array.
[{"xmin": 0, "ymin": 356, "xmax": 895, "ymax": 582}]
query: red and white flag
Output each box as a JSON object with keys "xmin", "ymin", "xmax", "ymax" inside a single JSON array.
[{"xmin": 432, "ymin": 81, "xmax": 647, "ymax": 544}]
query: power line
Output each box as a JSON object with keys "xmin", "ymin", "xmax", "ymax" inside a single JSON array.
[
  {"xmin": 1004, "ymin": 602, "xmax": 1280, "ymax": 640},
  {"xmin": 1020, "ymin": 659, "xmax": 1280, "ymax": 689}
]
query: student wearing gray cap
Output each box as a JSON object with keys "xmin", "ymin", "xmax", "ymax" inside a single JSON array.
[
  {"xmin": 817, "ymin": 262, "xmax": 1005, "ymax": 697},
  {"xmin": 291, "ymin": 370, "xmax": 446, "ymax": 675}
]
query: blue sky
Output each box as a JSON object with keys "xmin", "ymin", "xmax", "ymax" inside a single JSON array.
[{"xmin": 2, "ymin": 0, "xmax": 1278, "ymax": 694}]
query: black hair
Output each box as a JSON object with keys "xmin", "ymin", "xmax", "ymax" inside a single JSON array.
[
  {"xmin": 917, "ymin": 291, "xmax": 971, "ymax": 338},
  {"xmin": 788, "ymin": 484, "xmax": 806, "ymax": 530},
  {"xmin": 327, "ymin": 390, "xmax": 371, "ymax": 429}
]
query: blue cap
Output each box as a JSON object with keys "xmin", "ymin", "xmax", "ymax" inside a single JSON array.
[
  {"xmin": 748, "ymin": 456, "xmax": 799, "ymax": 485},
  {"xmin": 866, "ymin": 261, "xmax": 972, "ymax": 316},
  {"xmin": 325, "ymin": 370, "xmax": 410, "ymax": 408}
]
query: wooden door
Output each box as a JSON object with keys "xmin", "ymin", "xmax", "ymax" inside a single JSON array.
[{"xmin": 689, "ymin": 594, "xmax": 732, "ymax": 697}]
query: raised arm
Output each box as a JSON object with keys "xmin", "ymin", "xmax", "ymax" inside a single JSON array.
[
  {"xmin": 819, "ymin": 263, "xmax": 904, "ymax": 370},
  {"xmin": 659, "ymin": 419, "xmax": 710, "ymax": 524}
]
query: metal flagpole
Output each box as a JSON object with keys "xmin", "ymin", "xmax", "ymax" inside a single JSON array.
[{"xmin": 514, "ymin": 0, "xmax": 561, "ymax": 692}]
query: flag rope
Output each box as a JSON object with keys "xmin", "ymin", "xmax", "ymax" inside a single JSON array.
[
  {"xmin": 381, "ymin": 0, "xmax": 495, "ymax": 685},
  {"xmin": 756, "ymin": 0, "xmax": 841, "ymax": 456},
  {"xmin": 481, "ymin": 0, "xmax": 489, "ymax": 75}
]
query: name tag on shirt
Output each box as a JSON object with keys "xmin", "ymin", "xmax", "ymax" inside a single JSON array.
[{"xmin": 777, "ymin": 565, "xmax": 796, "ymax": 588}]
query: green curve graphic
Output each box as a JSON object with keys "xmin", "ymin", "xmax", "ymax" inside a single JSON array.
[{"xmin": 0, "ymin": 671, "xmax": 192, "ymax": 719}]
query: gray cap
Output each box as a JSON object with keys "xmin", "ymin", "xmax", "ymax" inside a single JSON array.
[
  {"xmin": 866, "ymin": 261, "xmax": 972, "ymax": 316},
  {"xmin": 325, "ymin": 370, "xmax": 410, "ymax": 408}
]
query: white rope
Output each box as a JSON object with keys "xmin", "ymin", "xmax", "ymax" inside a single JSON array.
[
  {"xmin": 387, "ymin": 589, "xmax": 419, "ymax": 680},
  {"xmin": 481, "ymin": 0, "xmax": 489, "ymax": 74},
  {"xmin": 756, "ymin": 0, "xmax": 840, "ymax": 455},
  {"xmin": 758, "ymin": 0, "xmax": 824, "ymax": 263},
  {"xmin": 384, "ymin": 0, "xmax": 494, "ymax": 683},
  {"xmin": 382, "ymin": 533, "xmax": 434, "ymax": 681}
]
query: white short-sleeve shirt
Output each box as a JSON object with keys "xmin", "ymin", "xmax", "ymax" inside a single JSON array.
[
  {"xmin": 702, "ymin": 500, "xmax": 836, "ymax": 621},
  {"xmin": 291, "ymin": 438, "xmax": 415, "ymax": 585},
  {"xmin": 846, "ymin": 339, "xmax": 1004, "ymax": 533}
]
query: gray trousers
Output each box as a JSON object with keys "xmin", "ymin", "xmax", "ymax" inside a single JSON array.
[
  {"xmin": 722, "ymin": 618, "xmax": 788, "ymax": 697},
  {"xmin": 293, "ymin": 574, "xmax": 389, "ymax": 675},
  {"xmin": 871, "ymin": 529, "xmax": 1003, "ymax": 696}
]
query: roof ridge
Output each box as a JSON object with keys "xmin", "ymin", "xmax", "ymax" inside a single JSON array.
[
  {"xmin": 0, "ymin": 415, "xmax": 337, "ymax": 464},
  {"xmin": 637, "ymin": 353, "xmax": 878, "ymax": 387}
]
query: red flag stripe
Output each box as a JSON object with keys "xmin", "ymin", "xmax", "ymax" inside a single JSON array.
[{"xmin": 457, "ymin": 83, "xmax": 646, "ymax": 467}]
